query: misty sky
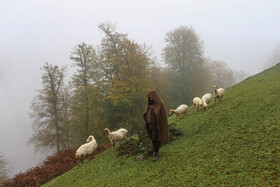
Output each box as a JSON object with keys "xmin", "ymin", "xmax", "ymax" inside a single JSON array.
[{"xmin": 1, "ymin": 0, "xmax": 280, "ymax": 177}]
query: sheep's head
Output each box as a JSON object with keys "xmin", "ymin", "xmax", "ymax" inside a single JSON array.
[
  {"xmin": 169, "ymin": 109, "xmax": 175, "ymax": 115},
  {"xmin": 213, "ymin": 85, "xmax": 217, "ymax": 90},
  {"xmin": 104, "ymin": 128, "xmax": 110, "ymax": 136},
  {"xmin": 87, "ymin": 135, "xmax": 95, "ymax": 142},
  {"xmin": 75, "ymin": 152, "xmax": 79, "ymax": 159}
]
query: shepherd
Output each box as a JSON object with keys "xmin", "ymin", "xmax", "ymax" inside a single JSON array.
[{"xmin": 143, "ymin": 89, "xmax": 169, "ymax": 162}]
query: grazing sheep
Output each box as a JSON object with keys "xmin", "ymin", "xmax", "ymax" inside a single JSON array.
[
  {"xmin": 213, "ymin": 85, "xmax": 225, "ymax": 103},
  {"xmin": 202, "ymin": 93, "xmax": 212, "ymax": 110},
  {"xmin": 169, "ymin": 104, "xmax": 188, "ymax": 121},
  {"xmin": 104, "ymin": 128, "xmax": 128, "ymax": 148},
  {"xmin": 193, "ymin": 97, "xmax": 202, "ymax": 112},
  {"xmin": 75, "ymin": 135, "xmax": 98, "ymax": 165}
]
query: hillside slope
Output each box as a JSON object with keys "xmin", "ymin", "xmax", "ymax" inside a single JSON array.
[{"xmin": 44, "ymin": 64, "xmax": 280, "ymax": 186}]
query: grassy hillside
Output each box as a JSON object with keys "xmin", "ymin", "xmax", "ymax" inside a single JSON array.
[{"xmin": 44, "ymin": 64, "xmax": 280, "ymax": 186}]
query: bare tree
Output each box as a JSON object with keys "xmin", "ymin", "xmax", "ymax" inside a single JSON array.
[
  {"xmin": 208, "ymin": 60, "xmax": 235, "ymax": 88},
  {"xmin": 60, "ymin": 86, "xmax": 73, "ymax": 149},
  {"xmin": 29, "ymin": 63, "xmax": 67, "ymax": 153}
]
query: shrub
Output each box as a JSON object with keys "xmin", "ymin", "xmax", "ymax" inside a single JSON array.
[
  {"xmin": 117, "ymin": 123, "xmax": 183, "ymax": 159},
  {"xmin": 2, "ymin": 144, "xmax": 110, "ymax": 187}
]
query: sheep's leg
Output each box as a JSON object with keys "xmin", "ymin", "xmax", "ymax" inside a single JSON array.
[
  {"xmin": 75, "ymin": 157, "xmax": 80, "ymax": 166},
  {"xmin": 110, "ymin": 140, "xmax": 114, "ymax": 149},
  {"xmin": 90, "ymin": 153, "xmax": 96, "ymax": 159},
  {"xmin": 112, "ymin": 140, "xmax": 116, "ymax": 149},
  {"xmin": 77, "ymin": 157, "xmax": 83, "ymax": 166},
  {"xmin": 77, "ymin": 159, "xmax": 80, "ymax": 166}
]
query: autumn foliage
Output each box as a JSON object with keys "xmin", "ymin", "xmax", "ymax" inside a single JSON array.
[{"xmin": 2, "ymin": 144, "xmax": 110, "ymax": 187}]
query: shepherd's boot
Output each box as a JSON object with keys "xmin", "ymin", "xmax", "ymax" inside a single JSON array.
[{"xmin": 153, "ymin": 152, "xmax": 159, "ymax": 162}]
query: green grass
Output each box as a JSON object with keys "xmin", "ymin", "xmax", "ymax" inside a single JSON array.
[{"xmin": 44, "ymin": 64, "xmax": 280, "ymax": 186}]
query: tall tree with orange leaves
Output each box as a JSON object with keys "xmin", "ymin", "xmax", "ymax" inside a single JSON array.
[{"xmin": 98, "ymin": 23, "xmax": 153, "ymax": 132}]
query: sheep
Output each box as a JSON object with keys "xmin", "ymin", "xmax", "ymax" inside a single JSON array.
[
  {"xmin": 169, "ymin": 104, "xmax": 188, "ymax": 121},
  {"xmin": 213, "ymin": 85, "xmax": 225, "ymax": 103},
  {"xmin": 193, "ymin": 97, "xmax": 202, "ymax": 112},
  {"xmin": 201, "ymin": 93, "xmax": 212, "ymax": 110},
  {"xmin": 104, "ymin": 128, "xmax": 128, "ymax": 148},
  {"xmin": 75, "ymin": 135, "xmax": 98, "ymax": 165}
]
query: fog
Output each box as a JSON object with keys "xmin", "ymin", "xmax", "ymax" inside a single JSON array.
[{"xmin": 0, "ymin": 0, "xmax": 280, "ymax": 177}]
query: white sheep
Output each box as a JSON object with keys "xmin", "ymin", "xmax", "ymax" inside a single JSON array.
[
  {"xmin": 213, "ymin": 85, "xmax": 225, "ymax": 103},
  {"xmin": 104, "ymin": 128, "xmax": 128, "ymax": 148},
  {"xmin": 193, "ymin": 97, "xmax": 202, "ymax": 112},
  {"xmin": 75, "ymin": 135, "xmax": 98, "ymax": 165},
  {"xmin": 201, "ymin": 93, "xmax": 212, "ymax": 110},
  {"xmin": 169, "ymin": 104, "xmax": 188, "ymax": 121}
]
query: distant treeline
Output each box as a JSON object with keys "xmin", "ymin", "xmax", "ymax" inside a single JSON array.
[{"xmin": 28, "ymin": 23, "xmax": 249, "ymax": 154}]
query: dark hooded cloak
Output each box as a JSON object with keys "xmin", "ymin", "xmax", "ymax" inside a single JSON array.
[{"xmin": 143, "ymin": 89, "xmax": 169, "ymax": 144}]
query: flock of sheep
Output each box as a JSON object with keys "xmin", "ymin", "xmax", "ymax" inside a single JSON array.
[
  {"xmin": 169, "ymin": 85, "xmax": 225, "ymax": 121},
  {"xmin": 75, "ymin": 85, "xmax": 224, "ymax": 165}
]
